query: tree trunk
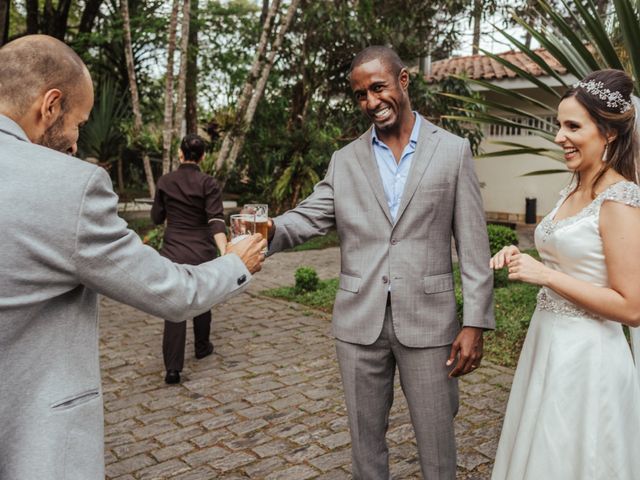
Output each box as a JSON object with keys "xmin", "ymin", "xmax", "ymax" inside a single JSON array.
[
  {"xmin": 471, "ymin": 0, "xmax": 482, "ymax": 55},
  {"xmin": 26, "ymin": 0, "xmax": 39, "ymax": 34},
  {"xmin": 117, "ymin": 158, "xmax": 125, "ymax": 192},
  {"xmin": 214, "ymin": 0, "xmax": 280, "ymax": 172},
  {"xmin": 79, "ymin": 0, "xmax": 104, "ymax": 34},
  {"xmin": 172, "ymin": 0, "xmax": 191, "ymax": 168},
  {"xmin": 0, "ymin": 0, "xmax": 10, "ymax": 46},
  {"xmin": 121, "ymin": 0, "xmax": 155, "ymax": 197},
  {"xmin": 185, "ymin": 0, "xmax": 199, "ymax": 135},
  {"xmin": 259, "ymin": 0, "xmax": 269, "ymax": 26},
  {"xmin": 223, "ymin": 0, "xmax": 301, "ymax": 172},
  {"xmin": 161, "ymin": 0, "xmax": 180, "ymax": 176}
]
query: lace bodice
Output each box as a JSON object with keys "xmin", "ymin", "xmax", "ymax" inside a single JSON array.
[{"xmin": 534, "ymin": 180, "xmax": 640, "ymax": 316}]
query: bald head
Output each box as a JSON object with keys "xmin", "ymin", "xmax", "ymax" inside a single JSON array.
[
  {"xmin": 349, "ymin": 46, "xmax": 405, "ymax": 79},
  {"xmin": 0, "ymin": 35, "xmax": 90, "ymax": 116}
]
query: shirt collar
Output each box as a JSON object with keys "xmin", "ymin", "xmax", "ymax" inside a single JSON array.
[
  {"xmin": 179, "ymin": 162, "xmax": 201, "ymax": 171},
  {"xmin": 371, "ymin": 111, "xmax": 421, "ymax": 147}
]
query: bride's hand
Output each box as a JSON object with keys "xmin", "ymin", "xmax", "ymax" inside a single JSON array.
[
  {"xmin": 489, "ymin": 245, "xmax": 521, "ymax": 270},
  {"xmin": 507, "ymin": 253, "xmax": 551, "ymax": 286}
]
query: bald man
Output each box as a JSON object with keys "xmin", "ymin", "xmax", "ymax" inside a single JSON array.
[{"xmin": 0, "ymin": 35, "xmax": 266, "ymax": 480}]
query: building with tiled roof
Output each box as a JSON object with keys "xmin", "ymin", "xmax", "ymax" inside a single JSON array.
[
  {"xmin": 426, "ymin": 48, "xmax": 567, "ymax": 83},
  {"xmin": 426, "ymin": 48, "xmax": 574, "ymax": 223}
]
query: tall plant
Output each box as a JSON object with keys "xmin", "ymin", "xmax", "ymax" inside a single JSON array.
[
  {"xmin": 78, "ymin": 80, "xmax": 129, "ymax": 188},
  {"xmin": 444, "ymin": 0, "xmax": 640, "ymax": 173}
]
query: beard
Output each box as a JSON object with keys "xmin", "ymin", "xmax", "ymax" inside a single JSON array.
[{"xmin": 39, "ymin": 115, "xmax": 73, "ymax": 154}]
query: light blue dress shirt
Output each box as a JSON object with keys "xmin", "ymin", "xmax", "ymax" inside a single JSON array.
[{"xmin": 371, "ymin": 112, "xmax": 421, "ymax": 223}]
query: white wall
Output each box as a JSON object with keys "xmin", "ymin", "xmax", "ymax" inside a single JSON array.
[{"xmin": 473, "ymin": 84, "xmax": 572, "ymax": 219}]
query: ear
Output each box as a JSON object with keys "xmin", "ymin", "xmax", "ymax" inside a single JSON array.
[
  {"xmin": 39, "ymin": 88, "xmax": 64, "ymax": 127},
  {"xmin": 398, "ymin": 68, "xmax": 410, "ymax": 90}
]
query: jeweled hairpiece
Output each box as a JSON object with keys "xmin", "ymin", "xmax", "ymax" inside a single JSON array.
[{"xmin": 574, "ymin": 80, "xmax": 633, "ymax": 113}]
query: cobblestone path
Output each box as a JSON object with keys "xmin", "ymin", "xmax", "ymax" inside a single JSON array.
[{"xmin": 101, "ymin": 246, "xmax": 515, "ymax": 479}]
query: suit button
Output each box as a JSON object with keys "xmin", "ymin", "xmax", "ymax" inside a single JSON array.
[
  {"xmin": 391, "ymin": 239, "xmax": 398, "ymax": 245},
  {"xmin": 237, "ymin": 274, "xmax": 247, "ymax": 285},
  {"xmin": 382, "ymin": 275, "xmax": 389, "ymax": 284}
]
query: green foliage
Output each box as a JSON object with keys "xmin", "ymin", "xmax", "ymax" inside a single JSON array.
[
  {"xmin": 487, "ymin": 224, "xmax": 519, "ymax": 257},
  {"xmin": 294, "ymin": 266, "xmax": 320, "ymax": 293},
  {"xmin": 78, "ymin": 80, "xmax": 128, "ymax": 165},
  {"xmin": 264, "ymin": 279, "xmax": 338, "ymax": 313},
  {"xmin": 287, "ymin": 231, "xmax": 340, "ymax": 252},
  {"xmin": 142, "ymin": 225, "xmax": 164, "ymax": 251},
  {"xmin": 487, "ymin": 224, "xmax": 519, "ymax": 288},
  {"xmin": 411, "ymin": 75, "xmax": 484, "ymax": 155},
  {"xmin": 451, "ymin": 0, "xmax": 640, "ymax": 163}
]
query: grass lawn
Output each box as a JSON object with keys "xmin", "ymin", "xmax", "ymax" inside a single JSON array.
[
  {"xmin": 262, "ymin": 249, "xmax": 541, "ymax": 367},
  {"xmin": 285, "ymin": 230, "xmax": 340, "ymax": 252}
]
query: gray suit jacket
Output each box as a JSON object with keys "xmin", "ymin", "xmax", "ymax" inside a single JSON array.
[
  {"xmin": 0, "ymin": 115, "xmax": 250, "ymax": 480},
  {"xmin": 271, "ymin": 117, "xmax": 494, "ymax": 347}
]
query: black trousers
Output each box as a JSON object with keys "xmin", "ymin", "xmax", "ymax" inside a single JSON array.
[{"xmin": 162, "ymin": 310, "xmax": 211, "ymax": 372}]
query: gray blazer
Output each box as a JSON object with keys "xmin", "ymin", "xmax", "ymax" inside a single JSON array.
[
  {"xmin": 0, "ymin": 115, "xmax": 250, "ymax": 480},
  {"xmin": 271, "ymin": 117, "xmax": 494, "ymax": 347}
]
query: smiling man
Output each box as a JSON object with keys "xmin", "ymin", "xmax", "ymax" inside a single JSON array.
[{"xmin": 267, "ymin": 46, "xmax": 495, "ymax": 479}]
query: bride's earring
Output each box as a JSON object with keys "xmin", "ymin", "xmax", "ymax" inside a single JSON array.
[{"xmin": 602, "ymin": 143, "xmax": 609, "ymax": 163}]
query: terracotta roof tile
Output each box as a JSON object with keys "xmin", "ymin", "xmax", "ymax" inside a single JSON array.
[{"xmin": 426, "ymin": 48, "xmax": 567, "ymax": 82}]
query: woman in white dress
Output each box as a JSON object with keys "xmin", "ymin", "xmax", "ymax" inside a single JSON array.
[{"xmin": 490, "ymin": 69, "xmax": 640, "ymax": 480}]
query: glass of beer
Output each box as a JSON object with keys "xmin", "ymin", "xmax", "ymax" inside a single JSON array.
[
  {"xmin": 242, "ymin": 204, "xmax": 269, "ymax": 239},
  {"xmin": 229, "ymin": 214, "xmax": 254, "ymax": 244}
]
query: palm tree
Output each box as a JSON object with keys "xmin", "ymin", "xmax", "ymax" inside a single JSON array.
[{"xmin": 443, "ymin": 0, "xmax": 639, "ymax": 174}]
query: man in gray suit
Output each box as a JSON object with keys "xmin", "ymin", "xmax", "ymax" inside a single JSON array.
[
  {"xmin": 268, "ymin": 46, "xmax": 494, "ymax": 479},
  {"xmin": 0, "ymin": 35, "xmax": 266, "ymax": 480}
]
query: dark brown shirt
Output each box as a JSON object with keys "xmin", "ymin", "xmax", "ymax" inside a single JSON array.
[{"xmin": 151, "ymin": 163, "xmax": 225, "ymax": 265}]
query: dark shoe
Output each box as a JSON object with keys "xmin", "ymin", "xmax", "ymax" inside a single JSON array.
[
  {"xmin": 195, "ymin": 342, "xmax": 214, "ymax": 359},
  {"xmin": 165, "ymin": 370, "xmax": 180, "ymax": 384}
]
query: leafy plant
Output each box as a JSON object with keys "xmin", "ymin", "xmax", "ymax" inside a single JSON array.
[
  {"xmin": 442, "ymin": 0, "xmax": 640, "ymax": 171},
  {"xmin": 142, "ymin": 225, "xmax": 164, "ymax": 251},
  {"xmin": 487, "ymin": 224, "xmax": 519, "ymax": 287},
  {"xmin": 487, "ymin": 224, "xmax": 519, "ymax": 257},
  {"xmin": 294, "ymin": 266, "xmax": 320, "ymax": 293},
  {"xmin": 78, "ymin": 79, "xmax": 128, "ymax": 165}
]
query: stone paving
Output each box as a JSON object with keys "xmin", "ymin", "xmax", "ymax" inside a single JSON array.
[{"xmin": 100, "ymin": 235, "xmax": 526, "ymax": 479}]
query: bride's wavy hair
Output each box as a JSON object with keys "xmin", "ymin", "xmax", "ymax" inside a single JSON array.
[{"xmin": 562, "ymin": 69, "xmax": 638, "ymax": 196}]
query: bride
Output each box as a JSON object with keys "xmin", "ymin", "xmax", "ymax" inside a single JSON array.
[{"xmin": 490, "ymin": 69, "xmax": 640, "ymax": 479}]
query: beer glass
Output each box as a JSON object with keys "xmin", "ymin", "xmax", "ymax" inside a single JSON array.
[
  {"xmin": 229, "ymin": 214, "xmax": 254, "ymax": 244},
  {"xmin": 242, "ymin": 204, "xmax": 269, "ymax": 239}
]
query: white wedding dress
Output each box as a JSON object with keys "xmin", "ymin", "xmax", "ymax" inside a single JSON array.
[{"xmin": 492, "ymin": 180, "xmax": 640, "ymax": 480}]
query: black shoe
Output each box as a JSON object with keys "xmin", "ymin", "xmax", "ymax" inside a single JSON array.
[
  {"xmin": 195, "ymin": 342, "xmax": 214, "ymax": 359},
  {"xmin": 165, "ymin": 370, "xmax": 180, "ymax": 384}
]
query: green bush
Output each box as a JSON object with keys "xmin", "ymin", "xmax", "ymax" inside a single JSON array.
[
  {"xmin": 487, "ymin": 224, "xmax": 519, "ymax": 256},
  {"xmin": 487, "ymin": 224, "xmax": 519, "ymax": 288},
  {"xmin": 294, "ymin": 266, "xmax": 320, "ymax": 293},
  {"xmin": 143, "ymin": 225, "xmax": 164, "ymax": 251}
]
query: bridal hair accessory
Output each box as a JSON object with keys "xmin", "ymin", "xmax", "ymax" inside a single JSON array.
[{"xmin": 574, "ymin": 80, "xmax": 632, "ymax": 113}]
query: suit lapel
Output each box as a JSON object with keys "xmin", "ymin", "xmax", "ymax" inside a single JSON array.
[
  {"xmin": 354, "ymin": 127, "xmax": 393, "ymax": 224},
  {"xmin": 394, "ymin": 118, "xmax": 440, "ymax": 224}
]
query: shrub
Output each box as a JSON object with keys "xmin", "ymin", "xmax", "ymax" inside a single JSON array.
[
  {"xmin": 487, "ymin": 224, "xmax": 519, "ymax": 256},
  {"xmin": 294, "ymin": 266, "xmax": 320, "ymax": 293},
  {"xmin": 487, "ymin": 224, "xmax": 519, "ymax": 288},
  {"xmin": 143, "ymin": 225, "xmax": 164, "ymax": 251}
]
